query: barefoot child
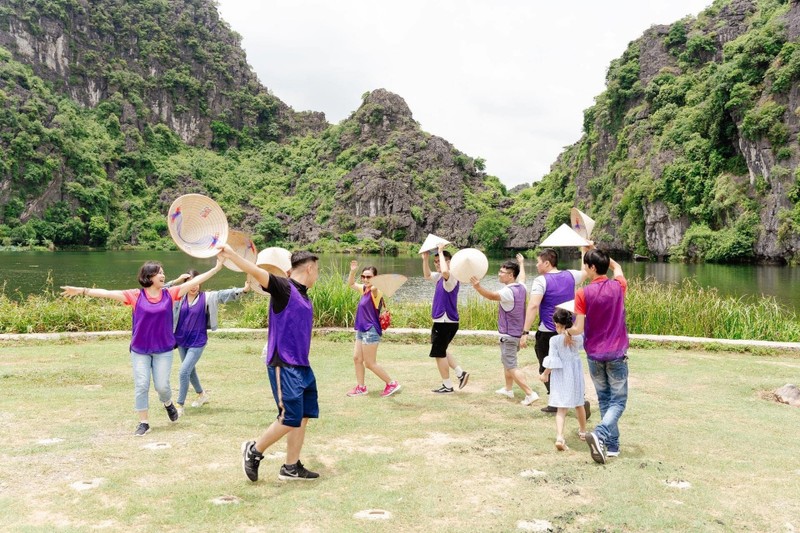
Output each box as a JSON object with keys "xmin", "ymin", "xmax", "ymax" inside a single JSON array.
[{"xmin": 540, "ymin": 308, "xmax": 587, "ymax": 451}]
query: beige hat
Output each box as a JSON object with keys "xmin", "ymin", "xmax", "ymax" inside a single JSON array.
[
  {"xmin": 167, "ymin": 194, "xmax": 229, "ymax": 258},
  {"xmin": 449, "ymin": 248, "xmax": 489, "ymax": 284},
  {"xmin": 223, "ymin": 230, "xmax": 257, "ymax": 272},
  {"xmin": 256, "ymin": 247, "xmax": 292, "ymax": 278},
  {"xmin": 370, "ymin": 274, "xmax": 408, "ymax": 298},
  {"xmin": 247, "ymin": 273, "xmax": 268, "ymax": 296},
  {"xmin": 555, "ymin": 299, "xmax": 575, "ymax": 314},
  {"xmin": 540, "ymin": 224, "xmax": 591, "ymax": 247},
  {"xmin": 419, "ymin": 234, "xmax": 451, "ymax": 254},
  {"xmin": 570, "ymin": 208, "xmax": 596, "ymax": 239}
]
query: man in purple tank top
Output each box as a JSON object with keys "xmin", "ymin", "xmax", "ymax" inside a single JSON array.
[
  {"xmin": 422, "ymin": 243, "xmax": 470, "ymax": 394},
  {"xmin": 566, "ymin": 248, "xmax": 629, "ymax": 465},
  {"xmin": 471, "ymin": 257, "xmax": 539, "ymax": 406},
  {"xmin": 520, "ymin": 248, "xmax": 588, "ymax": 415},
  {"xmin": 218, "ymin": 244, "xmax": 322, "ymax": 482}
]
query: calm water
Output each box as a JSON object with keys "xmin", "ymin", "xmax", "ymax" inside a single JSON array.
[{"xmin": 2, "ymin": 251, "xmax": 800, "ymax": 310}]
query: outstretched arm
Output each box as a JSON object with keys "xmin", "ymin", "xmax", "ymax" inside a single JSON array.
[
  {"xmin": 422, "ymin": 251, "xmax": 432, "ymax": 280},
  {"xmin": 470, "ymin": 276, "xmax": 500, "ymax": 301},
  {"xmin": 60, "ymin": 286, "xmax": 127, "ymax": 303},
  {"xmin": 516, "ymin": 253, "xmax": 526, "ymax": 284},
  {"xmin": 177, "ymin": 257, "xmax": 224, "ymax": 298},
  {"xmin": 348, "ymin": 260, "xmax": 362, "ymax": 291},
  {"xmin": 217, "ymin": 244, "xmax": 270, "ymax": 289}
]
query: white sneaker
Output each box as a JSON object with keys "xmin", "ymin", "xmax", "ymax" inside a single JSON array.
[
  {"xmin": 495, "ymin": 387, "xmax": 514, "ymax": 399},
  {"xmin": 520, "ymin": 392, "xmax": 540, "ymax": 406},
  {"xmin": 176, "ymin": 405, "xmax": 185, "ymax": 417},
  {"xmin": 191, "ymin": 392, "xmax": 210, "ymax": 408}
]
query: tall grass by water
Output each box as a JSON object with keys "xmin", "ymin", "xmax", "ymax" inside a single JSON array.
[{"xmin": 3, "ymin": 275, "xmax": 800, "ymax": 342}]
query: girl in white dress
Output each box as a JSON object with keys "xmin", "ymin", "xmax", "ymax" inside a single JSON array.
[{"xmin": 540, "ymin": 308, "xmax": 588, "ymax": 451}]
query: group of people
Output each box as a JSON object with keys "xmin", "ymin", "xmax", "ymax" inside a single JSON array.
[{"xmin": 61, "ymin": 241, "xmax": 629, "ymax": 482}]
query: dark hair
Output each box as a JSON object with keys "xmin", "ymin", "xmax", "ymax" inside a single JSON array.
[
  {"xmin": 291, "ymin": 250, "xmax": 319, "ymax": 269},
  {"xmin": 138, "ymin": 261, "xmax": 163, "ymax": 288},
  {"xmin": 500, "ymin": 260, "xmax": 520, "ymax": 278},
  {"xmin": 583, "ymin": 249, "xmax": 610, "ymax": 275},
  {"xmin": 186, "ymin": 269, "xmax": 200, "ymax": 279},
  {"xmin": 538, "ymin": 248, "xmax": 558, "ymax": 268},
  {"xmin": 361, "ymin": 266, "xmax": 378, "ymax": 276},
  {"xmin": 552, "ymin": 308, "xmax": 574, "ymax": 328},
  {"xmin": 435, "ymin": 250, "xmax": 452, "ymax": 260}
]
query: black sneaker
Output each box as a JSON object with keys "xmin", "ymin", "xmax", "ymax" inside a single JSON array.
[
  {"xmin": 241, "ymin": 440, "xmax": 263, "ymax": 482},
  {"xmin": 164, "ymin": 402, "xmax": 179, "ymax": 422},
  {"xmin": 278, "ymin": 460, "xmax": 319, "ymax": 481},
  {"xmin": 432, "ymin": 384, "xmax": 455, "ymax": 394},
  {"xmin": 134, "ymin": 422, "xmax": 150, "ymax": 436},
  {"xmin": 584, "ymin": 400, "xmax": 591, "ymax": 420},
  {"xmin": 540, "ymin": 405, "xmax": 558, "ymax": 413},
  {"xmin": 586, "ymin": 432, "xmax": 607, "ymax": 464},
  {"xmin": 457, "ymin": 371, "xmax": 470, "ymax": 389}
]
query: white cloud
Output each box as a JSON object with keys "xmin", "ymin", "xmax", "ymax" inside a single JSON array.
[{"xmin": 216, "ymin": 0, "xmax": 711, "ymax": 187}]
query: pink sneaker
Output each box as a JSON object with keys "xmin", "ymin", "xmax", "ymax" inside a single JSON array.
[
  {"xmin": 381, "ymin": 381, "xmax": 401, "ymax": 397},
  {"xmin": 346, "ymin": 384, "xmax": 368, "ymax": 397}
]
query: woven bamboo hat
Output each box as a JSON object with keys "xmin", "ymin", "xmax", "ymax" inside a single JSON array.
[
  {"xmin": 419, "ymin": 234, "xmax": 451, "ymax": 254},
  {"xmin": 449, "ymin": 248, "xmax": 489, "ymax": 284},
  {"xmin": 570, "ymin": 208, "xmax": 596, "ymax": 239},
  {"xmin": 370, "ymin": 274, "xmax": 408, "ymax": 298},
  {"xmin": 540, "ymin": 224, "xmax": 591, "ymax": 247},
  {"xmin": 167, "ymin": 194, "xmax": 228, "ymax": 258},
  {"xmin": 256, "ymin": 247, "xmax": 292, "ymax": 278},
  {"xmin": 223, "ymin": 230, "xmax": 257, "ymax": 272}
]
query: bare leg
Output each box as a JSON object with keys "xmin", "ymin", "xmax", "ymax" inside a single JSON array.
[
  {"xmin": 446, "ymin": 351, "xmax": 459, "ymax": 370},
  {"xmin": 556, "ymin": 408, "xmax": 567, "ymax": 439},
  {"xmin": 353, "ymin": 341, "xmax": 365, "ymax": 386},
  {"xmin": 504, "ymin": 368, "xmax": 514, "ymax": 390},
  {"xmin": 362, "ymin": 342, "xmax": 392, "ymax": 384},
  {"xmin": 575, "ymin": 405, "xmax": 587, "ymax": 434},
  {"xmin": 137, "ymin": 410, "xmax": 148, "ymax": 422},
  {"xmin": 254, "ymin": 419, "xmax": 295, "ymax": 454},
  {"xmin": 285, "ymin": 418, "xmax": 309, "ymax": 464},
  {"xmin": 509, "ymin": 368, "xmax": 533, "ymax": 396},
  {"xmin": 436, "ymin": 357, "xmax": 450, "ymax": 379}
]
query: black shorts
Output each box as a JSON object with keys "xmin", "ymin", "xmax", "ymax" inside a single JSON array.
[{"xmin": 430, "ymin": 322, "xmax": 459, "ymax": 357}]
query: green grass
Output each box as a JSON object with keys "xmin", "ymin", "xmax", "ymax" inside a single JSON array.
[
  {"xmin": 1, "ymin": 336, "xmax": 799, "ymax": 531},
  {"xmin": 4, "ymin": 275, "xmax": 800, "ymax": 342}
]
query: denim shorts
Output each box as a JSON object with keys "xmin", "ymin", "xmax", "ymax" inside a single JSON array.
[{"xmin": 355, "ymin": 326, "xmax": 381, "ymax": 345}]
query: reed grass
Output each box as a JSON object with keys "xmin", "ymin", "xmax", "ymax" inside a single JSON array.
[{"xmin": 3, "ymin": 274, "xmax": 800, "ymax": 342}]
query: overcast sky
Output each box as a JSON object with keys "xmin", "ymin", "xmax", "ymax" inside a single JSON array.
[{"xmin": 215, "ymin": 1, "xmax": 711, "ymax": 188}]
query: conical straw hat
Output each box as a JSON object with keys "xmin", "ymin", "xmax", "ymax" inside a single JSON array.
[
  {"xmin": 247, "ymin": 273, "xmax": 268, "ymax": 296},
  {"xmin": 449, "ymin": 248, "xmax": 489, "ymax": 284},
  {"xmin": 223, "ymin": 230, "xmax": 257, "ymax": 272},
  {"xmin": 256, "ymin": 247, "xmax": 292, "ymax": 278},
  {"xmin": 167, "ymin": 194, "xmax": 229, "ymax": 258},
  {"xmin": 370, "ymin": 274, "xmax": 408, "ymax": 298},
  {"xmin": 540, "ymin": 224, "xmax": 591, "ymax": 247},
  {"xmin": 570, "ymin": 208, "xmax": 596, "ymax": 239},
  {"xmin": 419, "ymin": 234, "xmax": 451, "ymax": 254},
  {"xmin": 555, "ymin": 299, "xmax": 575, "ymax": 314}
]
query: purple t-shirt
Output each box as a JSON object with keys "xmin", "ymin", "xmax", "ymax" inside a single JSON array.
[{"xmin": 130, "ymin": 288, "xmax": 175, "ymax": 354}]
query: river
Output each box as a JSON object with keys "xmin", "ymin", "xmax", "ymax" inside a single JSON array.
[{"xmin": 2, "ymin": 250, "xmax": 799, "ymax": 310}]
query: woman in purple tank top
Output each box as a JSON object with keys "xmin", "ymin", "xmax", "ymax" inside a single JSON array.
[
  {"xmin": 61, "ymin": 258, "xmax": 223, "ymax": 436},
  {"xmin": 345, "ymin": 261, "xmax": 400, "ymax": 398}
]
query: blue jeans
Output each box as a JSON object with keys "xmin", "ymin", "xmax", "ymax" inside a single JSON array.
[
  {"xmin": 355, "ymin": 326, "xmax": 381, "ymax": 345},
  {"xmin": 130, "ymin": 350, "xmax": 173, "ymax": 411},
  {"xmin": 588, "ymin": 356, "xmax": 628, "ymax": 451},
  {"xmin": 177, "ymin": 345, "xmax": 205, "ymax": 406}
]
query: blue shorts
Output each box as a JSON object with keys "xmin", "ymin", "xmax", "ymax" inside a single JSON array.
[
  {"xmin": 355, "ymin": 326, "xmax": 381, "ymax": 345},
  {"xmin": 267, "ymin": 365, "xmax": 319, "ymax": 428}
]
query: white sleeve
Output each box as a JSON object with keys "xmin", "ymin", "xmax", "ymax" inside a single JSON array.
[
  {"xmin": 430, "ymin": 272, "xmax": 441, "ymax": 283},
  {"xmin": 499, "ymin": 286, "xmax": 515, "ymax": 311},
  {"xmin": 531, "ymin": 275, "xmax": 546, "ymax": 296},
  {"xmin": 443, "ymin": 274, "xmax": 458, "ymax": 292},
  {"xmin": 570, "ymin": 269, "xmax": 583, "ymax": 284}
]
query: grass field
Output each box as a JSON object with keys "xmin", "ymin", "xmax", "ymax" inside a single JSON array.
[{"xmin": 1, "ymin": 335, "xmax": 799, "ymax": 532}]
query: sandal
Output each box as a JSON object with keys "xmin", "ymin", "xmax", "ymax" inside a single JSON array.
[
  {"xmin": 555, "ymin": 436, "xmax": 568, "ymax": 451},
  {"xmin": 578, "ymin": 431, "xmax": 588, "ymax": 441}
]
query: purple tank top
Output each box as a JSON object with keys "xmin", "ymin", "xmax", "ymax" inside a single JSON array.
[
  {"xmin": 174, "ymin": 292, "xmax": 208, "ymax": 348},
  {"xmin": 264, "ymin": 281, "xmax": 313, "ymax": 367},
  {"xmin": 354, "ymin": 288, "xmax": 382, "ymax": 334},
  {"xmin": 498, "ymin": 283, "xmax": 527, "ymax": 337},
  {"xmin": 131, "ymin": 288, "xmax": 175, "ymax": 354},
  {"xmin": 583, "ymin": 279, "xmax": 629, "ymax": 360},
  {"xmin": 540, "ymin": 271, "xmax": 577, "ymax": 331},
  {"xmin": 432, "ymin": 276, "xmax": 459, "ymax": 321}
]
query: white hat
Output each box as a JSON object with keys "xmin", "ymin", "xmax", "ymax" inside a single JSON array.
[
  {"xmin": 370, "ymin": 274, "xmax": 408, "ymax": 298},
  {"xmin": 419, "ymin": 234, "xmax": 451, "ymax": 254},
  {"xmin": 167, "ymin": 194, "xmax": 229, "ymax": 258},
  {"xmin": 570, "ymin": 208, "xmax": 595, "ymax": 239},
  {"xmin": 555, "ymin": 299, "xmax": 575, "ymax": 314},
  {"xmin": 256, "ymin": 247, "xmax": 292, "ymax": 278},
  {"xmin": 540, "ymin": 224, "xmax": 591, "ymax": 247},
  {"xmin": 449, "ymin": 248, "xmax": 489, "ymax": 284},
  {"xmin": 223, "ymin": 230, "xmax": 257, "ymax": 272}
]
